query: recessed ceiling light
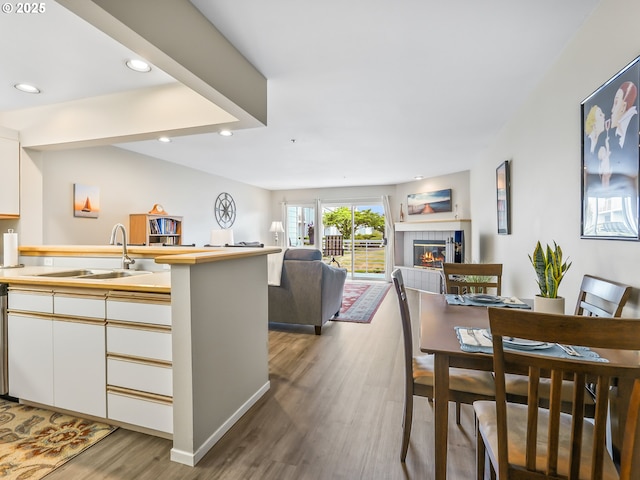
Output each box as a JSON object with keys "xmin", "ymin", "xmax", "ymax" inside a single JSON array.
[
  {"xmin": 14, "ymin": 83, "xmax": 40, "ymax": 94},
  {"xmin": 158, "ymin": 136, "xmax": 171, "ymax": 143},
  {"xmin": 126, "ymin": 59, "xmax": 151, "ymax": 72},
  {"xmin": 414, "ymin": 175, "xmax": 424, "ymax": 180},
  {"xmin": 219, "ymin": 130, "xmax": 233, "ymax": 137}
]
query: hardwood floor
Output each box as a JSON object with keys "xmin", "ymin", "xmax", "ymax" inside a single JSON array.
[{"xmin": 49, "ymin": 288, "xmax": 477, "ymax": 479}]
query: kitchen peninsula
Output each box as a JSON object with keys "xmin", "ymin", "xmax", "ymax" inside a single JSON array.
[{"xmin": 0, "ymin": 244, "xmax": 280, "ymax": 467}]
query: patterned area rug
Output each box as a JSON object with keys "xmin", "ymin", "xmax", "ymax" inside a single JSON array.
[
  {"xmin": 0, "ymin": 400, "xmax": 116, "ymax": 479},
  {"xmin": 335, "ymin": 281, "xmax": 391, "ymax": 324}
]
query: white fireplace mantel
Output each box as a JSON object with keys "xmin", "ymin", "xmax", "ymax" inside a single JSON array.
[{"xmin": 394, "ymin": 219, "xmax": 470, "ymax": 232}]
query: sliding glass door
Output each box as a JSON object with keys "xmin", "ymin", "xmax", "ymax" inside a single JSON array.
[{"xmin": 321, "ymin": 200, "xmax": 386, "ymax": 280}]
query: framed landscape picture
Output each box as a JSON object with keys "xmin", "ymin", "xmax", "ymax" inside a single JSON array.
[
  {"xmin": 496, "ymin": 160, "xmax": 511, "ymax": 234},
  {"xmin": 407, "ymin": 189, "xmax": 452, "ymax": 215},
  {"xmin": 581, "ymin": 55, "xmax": 640, "ymax": 240}
]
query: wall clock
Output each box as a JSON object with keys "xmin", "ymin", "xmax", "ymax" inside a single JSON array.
[{"xmin": 214, "ymin": 192, "xmax": 236, "ymax": 228}]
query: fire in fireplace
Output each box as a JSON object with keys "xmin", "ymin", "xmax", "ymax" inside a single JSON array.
[{"xmin": 414, "ymin": 240, "xmax": 446, "ymax": 268}]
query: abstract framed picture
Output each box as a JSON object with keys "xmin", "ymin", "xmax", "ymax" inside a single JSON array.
[
  {"xmin": 496, "ymin": 160, "xmax": 511, "ymax": 235},
  {"xmin": 581, "ymin": 55, "xmax": 640, "ymax": 240},
  {"xmin": 407, "ymin": 189, "xmax": 452, "ymax": 215},
  {"xmin": 73, "ymin": 184, "xmax": 100, "ymax": 218}
]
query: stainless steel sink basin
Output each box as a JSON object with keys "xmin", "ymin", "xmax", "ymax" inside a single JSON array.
[
  {"xmin": 36, "ymin": 269, "xmax": 103, "ymax": 277},
  {"xmin": 81, "ymin": 271, "xmax": 150, "ymax": 279},
  {"xmin": 35, "ymin": 269, "xmax": 151, "ymax": 280}
]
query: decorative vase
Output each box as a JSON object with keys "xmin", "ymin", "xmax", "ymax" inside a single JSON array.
[
  {"xmin": 399, "ymin": 203, "xmax": 405, "ymax": 222},
  {"xmin": 533, "ymin": 295, "xmax": 565, "ymax": 314}
]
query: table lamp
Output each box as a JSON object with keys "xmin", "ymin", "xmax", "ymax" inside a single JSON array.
[{"xmin": 269, "ymin": 221, "xmax": 284, "ymax": 245}]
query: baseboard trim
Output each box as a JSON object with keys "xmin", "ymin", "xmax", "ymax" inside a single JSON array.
[{"xmin": 170, "ymin": 380, "xmax": 271, "ymax": 466}]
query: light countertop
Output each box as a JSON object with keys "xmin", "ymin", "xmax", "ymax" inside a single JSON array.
[{"xmin": 2, "ymin": 245, "xmax": 282, "ymax": 293}]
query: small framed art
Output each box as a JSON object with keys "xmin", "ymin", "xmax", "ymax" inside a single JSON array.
[
  {"xmin": 73, "ymin": 184, "xmax": 100, "ymax": 218},
  {"xmin": 496, "ymin": 160, "xmax": 510, "ymax": 235}
]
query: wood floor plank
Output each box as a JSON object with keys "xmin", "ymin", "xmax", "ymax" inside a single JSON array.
[{"xmin": 47, "ymin": 287, "xmax": 477, "ymax": 479}]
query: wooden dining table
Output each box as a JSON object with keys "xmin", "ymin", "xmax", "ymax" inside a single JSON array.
[{"xmin": 419, "ymin": 292, "xmax": 640, "ymax": 480}]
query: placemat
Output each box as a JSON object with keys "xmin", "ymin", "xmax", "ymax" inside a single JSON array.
[
  {"xmin": 445, "ymin": 294, "xmax": 531, "ymax": 309},
  {"xmin": 454, "ymin": 326, "xmax": 607, "ymax": 362}
]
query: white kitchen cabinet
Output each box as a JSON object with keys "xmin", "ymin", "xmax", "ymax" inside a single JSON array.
[
  {"xmin": 107, "ymin": 389, "xmax": 173, "ymax": 433},
  {"xmin": 106, "ymin": 325, "xmax": 172, "ymax": 362},
  {"xmin": 106, "ymin": 292, "xmax": 173, "ymax": 433},
  {"xmin": 0, "ymin": 130, "xmax": 20, "ymax": 218},
  {"xmin": 9, "ymin": 288, "xmax": 53, "ymax": 314},
  {"xmin": 52, "ymin": 320, "xmax": 105, "ymax": 416},
  {"xmin": 52, "ymin": 291, "xmax": 106, "ymax": 417},
  {"xmin": 8, "ymin": 313, "xmax": 54, "ymax": 405},
  {"xmin": 7, "ymin": 287, "xmax": 106, "ymax": 417}
]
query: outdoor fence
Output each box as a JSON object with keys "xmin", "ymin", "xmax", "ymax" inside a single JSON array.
[{"xmin": 322, "ymin": 238, "xmax": 385, "ymax": 274}]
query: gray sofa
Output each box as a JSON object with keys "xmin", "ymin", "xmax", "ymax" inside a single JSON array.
[{"xmin": 268, "ymin": 248, "xmax": 347, "ymax": 335}]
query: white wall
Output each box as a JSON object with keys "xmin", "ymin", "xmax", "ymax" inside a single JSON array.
[
  {"xmin": 395, "ymin": 171, "xmax": 470, "ymax": 224},
  {"xmin": 269, "ymin": 184, "xmax": 396, "ymax": 229},
  {"xmin": 35, "ymin": 146, "xmax": 270, "ymax": 246},
  {"xmin": 471, "ymin": 0, "xmax": 640, "ymax": 314}
]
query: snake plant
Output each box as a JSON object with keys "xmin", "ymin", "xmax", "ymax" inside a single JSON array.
[{"xmin": 529, "ymin": 241, "xmax": 571, "ymax": 298}]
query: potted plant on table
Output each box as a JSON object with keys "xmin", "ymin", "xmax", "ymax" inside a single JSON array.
[{"xmin": 529, "ymin": 240, "xmax": 572, "ymax": 313}]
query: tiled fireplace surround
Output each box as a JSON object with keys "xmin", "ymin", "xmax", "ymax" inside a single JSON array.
[{"xmin": 393, "ymin": 220, "xmax": 471, "ymax": 292}]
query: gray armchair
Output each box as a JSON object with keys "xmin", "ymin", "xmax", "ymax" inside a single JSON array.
[{"xmin": 268, "ymin": 248, "xmax": 347, "ymax": 335}]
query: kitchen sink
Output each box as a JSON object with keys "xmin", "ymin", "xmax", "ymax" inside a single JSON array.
[
  {"xmin": 35, "ymin": 269, "xmax": 151, "ymax": 279},
  {"xmin": 36, "ymin": 269, "xmax": 104, "ymax": 277},
  {"xmin": 80, "ymin": 271, "xmax": 150, "ymax": 279}
]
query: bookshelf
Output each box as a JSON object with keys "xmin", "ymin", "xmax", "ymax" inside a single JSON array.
[{"xmin": 129, "ymin": 213, "xmax": 182, "ymax": 246}]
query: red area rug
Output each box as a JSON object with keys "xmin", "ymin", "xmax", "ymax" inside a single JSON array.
[{"xmin": 335, "ymin": 281, "xmax": 391, "ymax": 324}]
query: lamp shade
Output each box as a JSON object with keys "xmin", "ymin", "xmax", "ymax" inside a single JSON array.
[
  {"xmin": 210, "ymin": 229, "xmax": 234, "ymax": 246},
  {"xmin": 269, "ymin": 221, "xmax": 284, "ymax": 233}
]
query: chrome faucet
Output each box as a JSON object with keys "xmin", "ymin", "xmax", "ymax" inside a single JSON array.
[{"xmin": 110, "ymin": 223, "xmax": 135, "ymax": 270}]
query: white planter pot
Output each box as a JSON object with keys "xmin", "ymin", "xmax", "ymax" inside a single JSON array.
[{"xmin": 533, "ymin": 295, "xmax": 565, "ymax": 314}]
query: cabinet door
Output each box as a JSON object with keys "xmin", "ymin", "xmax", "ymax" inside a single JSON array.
[
  {"xmin": 53, "ymin": 320, "xmax": 106, "ymax": 417},
  {"xmin": 0, "ymin": 135, "xmax": 19, "ymax": 217},
  {"xmin": 8, "ymin": 313, "xmax": 53, "ymax": 404}
]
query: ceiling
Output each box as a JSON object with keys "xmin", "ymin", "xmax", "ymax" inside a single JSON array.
[{"xmin": 0, "ymin": 0, "xmax": 601, "ymax": 190}]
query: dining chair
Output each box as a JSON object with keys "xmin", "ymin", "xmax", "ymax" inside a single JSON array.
[
  {"xmin": 441, "ymin": 263, "xmax": 502, "ymax": 296},
  {"xmin": 474, "ymin": 307, "xmax": 640, "ymax": 480},
  {"xmin": 504, "ymin": 274, "xmax": 633, "ymax": 414},
  {"xmin": 574, "ymin": 274, "xmax": 632, "ymax": 318},
  {"xmin": 391, "ymin": 269, "xmax": 496, "ymax": 461}
]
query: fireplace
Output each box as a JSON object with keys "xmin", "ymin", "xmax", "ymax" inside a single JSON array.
[
  {"xmin": 413, "ymin": 240, "xmax": 446, "ymax": 268},
  {"xmin": 412, "ymin": 231, "xmax": 464, "ymax": 269}
]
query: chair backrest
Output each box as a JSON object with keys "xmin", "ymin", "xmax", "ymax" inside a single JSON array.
[
  {"xmin": 489, "ymin": 307, "xmax": 640, "ymax": 479},
  {"xmin": 574, "ymin": 274, "xmax": 632, "ymax": 318},
  {"xmin": 392, "ymin": 269, "xmax": 414, "ymax": 396},
  {"xmin": 324, "ymin": 235, "xmax": 344, "ymax": 256},
  {"xmin": 284, "ymin": 248, "xmax": 322, "ymax": 261},
  {"xmin": 442, "ymin": 263, "xmax": 502, "ymax": 295}
]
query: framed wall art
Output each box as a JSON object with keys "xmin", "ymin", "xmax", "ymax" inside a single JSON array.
[
  {"xmin": 407, "ymin": 189, "xmax": 452, "ymax": 215},
  {"xmin": 73, "ymin": 184, "xmax": 100, "ymax": 218},
  {"xmin": 496, "ymin": 160, "xmax": 511, "ymax": 235},
  {"xmin": 581, "ymin": 55, "xmax": 640, "ymax": 240}
]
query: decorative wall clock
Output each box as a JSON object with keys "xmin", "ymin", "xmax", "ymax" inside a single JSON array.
[{"xmin": 214, "ymin": 192, "xmax": 236, "ymax": 228}]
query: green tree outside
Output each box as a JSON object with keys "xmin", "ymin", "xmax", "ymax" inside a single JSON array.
[{"xmin": 323, "ymin": 207, "xmax": 385, "ymax": 240}]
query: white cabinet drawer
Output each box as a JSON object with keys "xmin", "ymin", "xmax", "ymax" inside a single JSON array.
[
  {"xmin": 9, "ymin": 290, "xmax": 53, "ymax": 314},
  {"xmin": 107, "ymin": 299, "xmax": 171, "ymax": 326},
  {"xmin": 108, "ymin": 391, "xmax": 172, "ymax": 433},
  {"xmin": 107, "ymin": 325, "xmax": 172, "ymax": 362},
  {"xmin": 54, "ymin": 295, "xmax": 105, "ymax": 319},
  {"xmin": 107, "ymin": 358, "xmax": 172, "ymax": 397}
]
